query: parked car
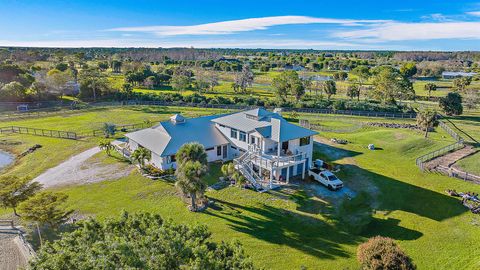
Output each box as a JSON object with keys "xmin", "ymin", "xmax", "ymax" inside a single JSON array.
[{"xmin": 308, "ymin": 167, "xmax": 344, "ymax": 190}]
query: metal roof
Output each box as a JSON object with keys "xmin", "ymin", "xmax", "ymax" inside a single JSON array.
[
  {"xmin": 442, "ymin": 71, "xmax": 477, "ymax": 77},
  {"xmin": 126, "ymin": 108, "xmax": 318, "ymax": 156},
  {"xmin": 212, "ymin": 108, "xmax": 278, "ymax": 132},
  {"xmin": 126, "ymin": 114, "xmax": 229, "ymax": 157},
  {"xmin": 212, "ymin": 108, "xmax": 317, "ymax": 141}
]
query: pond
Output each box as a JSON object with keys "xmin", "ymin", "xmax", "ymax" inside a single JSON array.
[{"xmin": 0, "ymin": 150, "xmax": 14, "ymax": 170}]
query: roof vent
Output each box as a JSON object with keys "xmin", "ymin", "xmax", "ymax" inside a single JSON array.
[{"xmin": 170, "ymin": 114, "xmax": 186, "ymax": 124}]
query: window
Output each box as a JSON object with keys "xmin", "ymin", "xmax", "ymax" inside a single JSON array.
[
  {"xmin": 230, "ymin": 128, "xmax": 238, "ymax": 139},
  {"xmin": 168, "ymin": 155, "xmax": 176, "ymax": 163},
  {"xmin": 239, "ymin": 131, "xmax": 246, "ymax": 142},
  {"xmin": 231, "ymin": 146, "xmax": 237, "ymax": 150},
  {"xmin": 217, "ymin": 146, "xmax": 222, "ymax": 156},
  {"xmin": 250, "ymin": 136, "xmax": 256, "ymax": 144},
  {"xmin": 300, "ymin": 136, "xmax": 311, "ymax": 146},
  {"xmin": 205, "ymin": 147, "xmax": 214, "ymax": 151}
]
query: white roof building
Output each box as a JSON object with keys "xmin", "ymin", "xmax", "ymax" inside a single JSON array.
[{"xmin": 126, "ymin": 108, "xmax": 318, "ymax": 191}]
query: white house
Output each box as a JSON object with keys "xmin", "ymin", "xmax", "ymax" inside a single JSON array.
[
  {"xmin": 442, "ymin": 71, "xmax": 477, "ymax": 79},
  {"xmin": 125, "ymin": 108, "xmax": 318, "ymax": 191}
]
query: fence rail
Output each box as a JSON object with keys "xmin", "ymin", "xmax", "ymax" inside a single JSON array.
[
  {"xmin": 91, "ymin": 122, "xmax": 151, "ymax": 137},
  {"xmin": 415, "ymin": 141, "xmax": 465, "ymax": 170},
  {"xmin": 437, "ymin": 165, "xmax": 480, "ymax": 184},
  {"xmin": 1, "ymin": 99, "xmax": 416, "ymax": 120},
  {"xmin": 415, "ymin": 117, "xmax": 465, "ymax": 171},
  {"xmin": 438, "ymin": 121, "xmax": 463, "ymax": 142},
  {"xmin": 0, "ymin": 219, "xmax": 14, "ymax": 228},
  {"xmin": 0, "ymin": 126, "xmax": 77, "ymax": 140}
]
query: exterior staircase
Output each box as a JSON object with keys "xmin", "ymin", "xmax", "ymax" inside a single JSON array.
[{"xmin": 233, "ymin": 151, "xmax": 268, "ymax": 192}]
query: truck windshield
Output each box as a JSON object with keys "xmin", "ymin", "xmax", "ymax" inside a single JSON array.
[{"xmin": 328, "ymin": 175, "xmax": 338, "ymax": 181}]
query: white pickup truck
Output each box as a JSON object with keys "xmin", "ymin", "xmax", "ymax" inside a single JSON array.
[{"xmin": 308, "ymin": 160, "xmax": 344, "ymax": 190}]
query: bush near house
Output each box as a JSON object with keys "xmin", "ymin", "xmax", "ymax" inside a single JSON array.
[{"xmin": 357, "ymin": 236, "xmax": 416, "ymax": 270}]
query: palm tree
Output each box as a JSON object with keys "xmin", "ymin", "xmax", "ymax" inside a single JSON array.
[
  {"xmin": 221, "ymin": 163, "xmax": 235, "ymax": 180},
  {"xmin": 416, "ymin": 109, "xmax": 438, "ymax": 138},
  {"xmin": 175, "ymin": 143, "xmax": 209, "ymax": 211},
  {"xmin": 424, "ymin": 83, "xmax": 437, "ymax": 98},
  {"xmin": 175, "ymin": 142, "xmax": 208, "ymax": 166},
  {"xmin": 98, "ymin": 140, "xmax": 114, "ymax": 156},
  {"xmin": 131, "ymin": 148, "xmax": 151, "ymax": 168},
  {"xmin": 102, "ymin": 123, "xmax": 116, "ymax": 138},
  {"xmin": 175, "ymin": 161, "xmax": 207, "ymax": 211}
]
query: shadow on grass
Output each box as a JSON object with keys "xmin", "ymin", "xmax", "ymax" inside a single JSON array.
[
  {"xmin": 28, "ymin": 223, "xmax": 78, "ymax": 250},
  {"xmin": 341, "ymin": 164, "xmax": 467, "ymax": 222},
  {"xmin": 202, "ymin": 141, "xmax": 467, "ymax": 260},
  {"xmin": 313, "ymin": 141, "xmax": 362, "ymax": 161},
  {"xmin": 204, "ymin": 199, "xmax": 356, "ymax": 260}
]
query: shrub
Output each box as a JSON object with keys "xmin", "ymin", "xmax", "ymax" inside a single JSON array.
[
  {"xmin": 357, "ymin": 236, "xmax": 416, "ymax": 270},
  {"xmin": 143, "ymin": 164, "xmax": 174, "ymax": 178}
]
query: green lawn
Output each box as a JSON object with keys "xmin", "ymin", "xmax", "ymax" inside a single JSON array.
[
  {"xmin": 1, "ymin": 107, "xmax": 480, "ymax": 269},
  {"xmin": 455, "ymin": 152, "xmax": 480, "ymax": 175}
]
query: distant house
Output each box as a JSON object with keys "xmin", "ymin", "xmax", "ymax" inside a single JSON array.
[
  {"xmin": 16, "ymin": 104, "xmax": 29, "ymax": 112},
  {"xmin": 442, "ymin": 71, "xmax": 477, "ymax": 79},
  {"xmin": 216, "ymin": 57, "xmax": 241, "ymax": 63},
  {"xmin": 64, "ymin": 81, "xmax": 80, "ymax": 96},
  {"xmin": 125, "ymin": 108, "xmax": 317, "ymax": 191},
  {"xmin": 284, "ymin": 65, "xmax": 305, "ymax": 71}
]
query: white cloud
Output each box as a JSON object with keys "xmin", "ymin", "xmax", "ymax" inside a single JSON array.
[
  {"xmin": 107, "ymin": 16, "xmax": 391, "ymax": 36},
  {"xmin": 466, "ymin": 11, "xmax": 480, "ymax": 16},
  {"xmin": 334, "ymin": 22, "xmax": 480, "ymax": 41}
]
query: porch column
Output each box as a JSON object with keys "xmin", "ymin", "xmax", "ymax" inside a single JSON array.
[
  {"xmin": 286, "ymin": 166, "xmax": 290, "ymax": 183},
  {"xmin": 302, "ymin": 160, "xmax": 306, "ymax": 179},
  {"xmin": 277, "ymin": 142, "xmax": 281, "ymax": 156},
  {"xmin": 269, "ymin": 169, "xmax": 273, "ymax": 189}
]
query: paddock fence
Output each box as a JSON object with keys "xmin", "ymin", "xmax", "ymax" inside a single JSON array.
[
  {"xmin": 90, "ymin": 122, "xmax": 152, "ymax": 137},
  {"xmin": 1, "ymin": 99, "xmax": 417, "ymax": 121},
  {"xmin": 415, "ymin": 116, "xmax": 465, "ymax": 171},
  {"xmin": 0, "ymin": 126, "xmax": 78, "ymax": 140},
  {"xmin": 436, "ymin": 165, "xmax": 480, "ymax": 184},
  {"xmin": 415, "ymin": 141, "xmax": 465, "ymax": 171}
]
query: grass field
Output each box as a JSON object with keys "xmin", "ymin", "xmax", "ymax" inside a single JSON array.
[
  {"xmin": 1, "ymin": 106, "xmax": 480, "ymax": 269},
  {"xmin": 108, "ymin": 70, "xmax": 480, "ymax": 102}
]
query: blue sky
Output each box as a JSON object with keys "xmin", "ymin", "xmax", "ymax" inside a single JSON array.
[{"xmin": 1, "ymin": 0, "xmax": 480, "ymax": 50}]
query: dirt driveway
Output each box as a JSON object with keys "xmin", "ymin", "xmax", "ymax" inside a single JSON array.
[{"xmin": 34, "ymin": 147, "xmax": 133, "ymax": 188}]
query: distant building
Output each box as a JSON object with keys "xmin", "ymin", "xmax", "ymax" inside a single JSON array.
[
  {"xmin": 442, "ymin": 71, "xmax": 477, "ymax": 79},
  {"xmin": 284, "ymin": 65, "xmax": 305, "ymax": 71},
  {"xmin": 64, "ymin": 81, "xmax": 80, "ymax": 96},
  {"xmin": 216, "ymin": 57, "xmax": 241, "ymax": 63}
]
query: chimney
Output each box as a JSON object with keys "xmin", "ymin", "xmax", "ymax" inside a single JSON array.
[
  {"xmin": 273, "ymin": 108, "xmax": 283, "ymax": 115},
  {"xmin": 170, "ymin": 114, "xmax": 185, "ymax": 125}
]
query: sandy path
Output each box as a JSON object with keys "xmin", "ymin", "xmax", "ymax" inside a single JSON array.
[{"xmin": 34, "ymin": 147, "xmax": 101, "ymax": 188}]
